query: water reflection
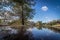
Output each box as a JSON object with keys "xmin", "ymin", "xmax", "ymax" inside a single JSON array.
[
  {"xmin": 0, "ymin": 26, "xmax": 60, "ymax": 40},
  {"xmin": 47, "ymin": 27, "xmax": 60, "ymax": 33},
  {"xmin": 0, "ymin": 26, "xmax": 34, "ymax": 40},
  {"xmin": 31, "ymin": 27, "xmax": 60, "ymax": 40}
]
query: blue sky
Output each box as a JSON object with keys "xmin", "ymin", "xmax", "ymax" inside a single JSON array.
[{"xmin": 29, "ymin": 0, "xmax": 60, "ymax": 23}]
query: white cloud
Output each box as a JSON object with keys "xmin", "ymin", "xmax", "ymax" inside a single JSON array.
[{"xmin": 41, "ymin": 6, "xmax": 48, "ymax": 11}]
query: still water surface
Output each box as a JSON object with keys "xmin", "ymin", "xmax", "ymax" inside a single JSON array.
[
  {"xmin": 0, "ymin": 27, "xmax": 60, "ymax": 40},
  {"xmin": 29, "ymin": 27, "xmax": 60, "ymax": 40}
]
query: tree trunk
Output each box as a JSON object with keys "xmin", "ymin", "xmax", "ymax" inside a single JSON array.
[{"xmin": 21, "ymin": 5, "xmax": 24, "ymax": 25}]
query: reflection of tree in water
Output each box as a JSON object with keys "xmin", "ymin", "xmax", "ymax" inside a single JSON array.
[
  {"xmin": 47, "ymin": 27, "xmax": 60, "ymax": 33},
  {"xmin": 3, "ymin": 25, "xmax": 34, "ymax": 40},
  {"xmin": 37, "ymin": 26, "xmax": 42, "ymax": 30}
]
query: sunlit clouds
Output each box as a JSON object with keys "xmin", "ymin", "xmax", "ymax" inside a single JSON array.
[{"xmin": 41, "ymin": 6, "xmax": 48, "ymax": 11}]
